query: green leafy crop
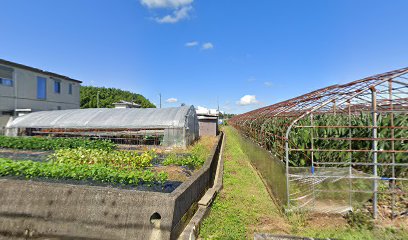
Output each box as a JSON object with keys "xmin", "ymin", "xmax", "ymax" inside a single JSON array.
[
  {"xmin": 0, "ymin": 158, "xmax": 167, "ymax": 185},
  {"xmin": 0, "ymin": 136, "xmax": 116, "ymax": 151}
]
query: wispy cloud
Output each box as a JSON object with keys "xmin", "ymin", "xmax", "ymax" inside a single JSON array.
[
  {"xmin": 185, "ymin": 41, "xmax": 198, "ymax": 47},
  {"xmin": 237, "ymin": 95, "xmax": 259, "ymax": 106},
  {"xmin": 156, "ymin": 6, "xmax": 192, "ymax": 23},
  {"xmin": 264, "ymin": 81, "xmax": 272, "ymax": 87},
  {"xmin": 247, "ymin": 76, "xmax": 256, "ymax": 82},
  {"xmin": 140, "ymin": 0, "xmax": 194, "ymax": 24},
  {"xmin": 140, "ymin": 0, "xmax": 193, "ymax": 8},
  {"xmin": 202, "ymin": 42, "xmax": 214, "ymax": 50},
  {"xmin": 166, "ymin": 97, "xmax": 178, "ymax": 103}
]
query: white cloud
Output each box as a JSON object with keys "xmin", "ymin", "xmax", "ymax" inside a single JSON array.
[
  {"xmin": 140, "ymin": 0, "xmax": 194, "ymax": 24},
  {"xmin": 140, "ymin": 0, "xmax": 193, "ymax": 8},
  {"xmin": 166, "ymin": 97, "xmax": 178, "ymax": 103},
  {"xmin": 185, "ymin": 41, "xmax": 198, "ymax": 47},
  {"xmin": 264, "ymin": 81, "xmax": 272, "ymax": 87},
  {"xmin": 237, "ymin": 95, "xmax": 259, "ymax": 106},
  {"xmin": 202, "ymin": 42, "xmax": 214, "ymax": 50},
  {"xmin": 156, "ymin": 6, "xmax": 192, "ymax": 23}
]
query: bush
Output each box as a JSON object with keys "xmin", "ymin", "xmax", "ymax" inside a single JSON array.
[{"xmin": 0, "ymin": 136, "xmax": 116, "ymax": 151}]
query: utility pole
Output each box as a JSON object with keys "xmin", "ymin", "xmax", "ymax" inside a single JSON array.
[
  {"xmin": 159, "ymin": 93, "xmax": 162, "ymax": 108},
  {"xmin": 97, "ymin": 91, "xmax": 100, "ymax": 108},
  {"xmin": 217, "ymin": 96, "xmax": 220, "ymax": 112}
]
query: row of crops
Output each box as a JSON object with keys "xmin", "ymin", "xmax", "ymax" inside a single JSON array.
[
  {"xmin": 0, "ymin": 136, "xmax": 215, "ymax": 187},
  {"xmin": 235, "ymin": 113, "xmax": 407, "ymax": 177}
]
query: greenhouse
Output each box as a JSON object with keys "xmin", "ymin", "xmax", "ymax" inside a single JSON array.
[
  {"xmin": 6, "ymin": 105, "xmax": 199, "ymax": 148},
  {"xmin": 230, "ymin": 67, "xmax": 408, "ymax": 219}
]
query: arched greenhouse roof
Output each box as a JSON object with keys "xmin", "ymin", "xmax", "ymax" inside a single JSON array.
[
  {"xmin": 8, "ymin": 105, "xmax": 196, "ymax": 129},
  {"xmin": 231, "ymin": 66, "xmax": 408, "ymax": 125}
]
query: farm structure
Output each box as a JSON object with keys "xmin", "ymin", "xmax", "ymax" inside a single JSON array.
[
  {"xmin": 5, "ymin": 105, "xmax": 199, "ymax": 148},
  {"xmin": 230, "ymin": 67, "xmax": 408, "ymax": 219}
]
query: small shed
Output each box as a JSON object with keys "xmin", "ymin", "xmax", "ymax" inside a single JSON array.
[
  {"xmin": 195, "ymin": 106, "xmax": 219, "ymax": 137},
  {"xmin": 6, "ymin": 106, "xmax": 199, "ymax": 148},
  {"xmin": 197, "ymin": 114, "xmax": 219, "ymax": 136}
]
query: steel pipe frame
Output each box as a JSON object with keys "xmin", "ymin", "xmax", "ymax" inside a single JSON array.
[{"xmin": 229, "ymin": 67, "xmax": 408, "ymax": 217}]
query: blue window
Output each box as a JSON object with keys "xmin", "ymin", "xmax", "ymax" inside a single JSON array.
[
  {"xmin": 54, "ymin": 80, "xmax": 61, "ymax": 93},
  {"xmin": 68, "ymin": 83, "xmax": 73, "ymax": 95},
  {"xmin": 0, "ymin": 78, "xmax": 13, "ymax": 86},
  {"xmin": 37, "ymin": 77, "xmax": 47, "ymax": 100}
]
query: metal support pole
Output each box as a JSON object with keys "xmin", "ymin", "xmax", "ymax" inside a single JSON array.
[
  {"xmin": 389, "ymin": 80, "xmax": 396, "ymax": 220},
  {"xmin": 347, "ymin": 100, "xmax": 353, "ymax": 210},
  {"xmin": 310, "ymin": 114, "xmax": 316, "ymax": 209},
  {"xmin": 285, "ymin": 139, "xmax": 290, "ymax": 208},
  {"xmin": 371, "ymin": 87, "xmax": 378, "ymax": 219}
]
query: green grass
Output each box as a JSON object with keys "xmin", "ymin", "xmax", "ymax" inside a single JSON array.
[
  {"xmin": 162, "ymin": 136, "xmax": 217, "ymax": 169},
  {"xmin": 199, "ymin": 126, "xmax": 408, "ymax": 240},
  {"xmin": 200, "ymin": 127, "xmax": 283, "ymax": 239}
]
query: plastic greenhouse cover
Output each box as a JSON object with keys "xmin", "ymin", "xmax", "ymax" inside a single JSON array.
[{"xmin": 8, "ymin": 106, "xmax": 196, "ymax": 129}]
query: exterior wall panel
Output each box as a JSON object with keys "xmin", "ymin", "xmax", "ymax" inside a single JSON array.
[
  {"xmin": 0, "ymin": 64, "xmax": 80, "ymax": 113},
  {"xmin": 198, "ymin": 120, "xmax": 217, "ymax": 136}
]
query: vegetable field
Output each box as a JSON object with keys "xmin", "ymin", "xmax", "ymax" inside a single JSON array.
[{"xmin": 0, "ymin": 136, "xmax": 216, "ymax": 189}]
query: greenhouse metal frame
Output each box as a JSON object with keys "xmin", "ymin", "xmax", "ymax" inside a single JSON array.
[{"xmin": 230, "ymin": 67, "xmax": 408, "ymax": 219}]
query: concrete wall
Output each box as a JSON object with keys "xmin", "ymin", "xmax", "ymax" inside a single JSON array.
[
  {"xmin": 0, "ymin": 63, "xmax": 80, "ymax": 113},
  {"xmin": 0, "ymin": 133, "xmax": 223, "ymax": 240}
]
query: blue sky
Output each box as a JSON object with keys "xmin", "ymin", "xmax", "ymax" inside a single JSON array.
[{"xmin": 1, "ymin": 0, "xmax": 408, "ymax": 113}]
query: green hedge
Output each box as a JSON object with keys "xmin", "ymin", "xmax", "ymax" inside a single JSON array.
[{"xmin": 0, "ymin": 136, "xmax": 116, "ymax": 151}]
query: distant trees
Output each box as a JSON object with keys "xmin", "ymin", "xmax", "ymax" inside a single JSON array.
[
  {"xmin": 80, "ymin": 86, "xmax": 156, "ymax": 109},
  {"xmin": 219, "ymin": 113, "xmax": 236, "ymax": 119}
]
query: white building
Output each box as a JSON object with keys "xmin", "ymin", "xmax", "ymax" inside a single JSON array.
[{"xmin": 0, "ymin": 59, "xmax": 81, "ymax": 130}]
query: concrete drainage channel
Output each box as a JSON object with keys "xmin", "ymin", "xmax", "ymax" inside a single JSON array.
[
  {"xmin": 178, "ymin": 133, "xmax": 225, "ymax": 240},
  {"xmin": 0, "ymin": 133, "xmax": 225, "ymax": 240},
  {"xmin": 178, "ymin": 132, "xmax": 335, "ymax": 240}
]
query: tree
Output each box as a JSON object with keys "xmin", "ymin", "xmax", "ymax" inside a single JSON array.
[{"xmin": 80, "ymin": 86, "xmax": 156, "ymax": 109}]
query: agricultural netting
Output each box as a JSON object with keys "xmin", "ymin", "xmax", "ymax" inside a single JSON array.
[
  {"xmin": 232, "ymin": 127, "xmax": 287, "ymax": 206},
  {"xmin": 289, "ymin": 113, "xmax": 407, "ymax": 176},
  {"xmin": 230, "ymin": 67, "xmax": 408, "ymax": 218}
]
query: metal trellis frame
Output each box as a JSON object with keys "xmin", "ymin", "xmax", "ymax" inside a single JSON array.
[{"xmin": 230, "ymin": 67, "xmax": 408, "ymax": 219}]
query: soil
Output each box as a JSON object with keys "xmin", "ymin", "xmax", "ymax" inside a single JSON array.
[
  {"xmin": 0, "ymin": 176, "xmax": 182, "ymax": 193},
  {"xmin": 0, "ymin": 148, "xmax": 52, "ymax": 162},
  {"xmin": 249, "ymin": 216, "xmax": 291, "ymax": 235},
  {"xmin": 306, "ymin": 213, "xmax": 347, "ymax": 229},
  {"xmin": 152, "ymin": 165, "xmax": 194, "ymax": 182}
]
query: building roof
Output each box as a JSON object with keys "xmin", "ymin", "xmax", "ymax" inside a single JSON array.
[
  {"xmin": 0, "ymin": 59, "xmax": 82, "ymax": 83},
  {"xmin": 112, "ymin": 100, "xmax": 141, "ymax": 107},
  {"xmin": 8, "ymin": 106, "xmax": 196, "ymax": 129}
]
